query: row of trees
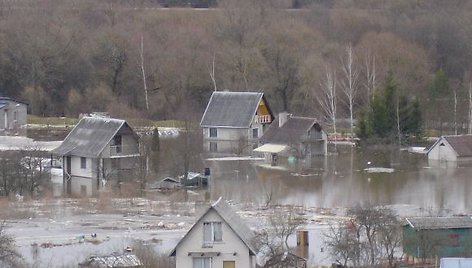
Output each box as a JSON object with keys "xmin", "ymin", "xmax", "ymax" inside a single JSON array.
[{"xmin": 1, "ymin": 0, "xmax": 472, "ymax": 140}]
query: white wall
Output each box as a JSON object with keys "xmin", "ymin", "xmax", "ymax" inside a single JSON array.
[
  {"xmin": 175, "ymin": 209, "xmax": 255, "ymax": 268},
  {"xmin": 70, "ymin": 156, "xmax": 93, "ymax": 178},
  {"xmin": 428, "ymin": 139, "xmax": 458, "ymax": 161}
]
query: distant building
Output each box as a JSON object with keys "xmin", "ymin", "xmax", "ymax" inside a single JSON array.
[
  {"xmin": 255, "ymin": 112, "xmax": 327, "ymax": 165},
  {"xmin": 79, "ymin": 253, "xmax": 142, "ymax": 268},
  {"xmin": 0, "ymin": 97, "xmax": 28, "ymax": 136},
  {"xmin": 403, "ymin": 217, "xmax": 472, "ymax": 263},
  {"xmin": 427, "ymin": 135, "xmax": 472, "ymax": 162},
  {"xmin": 52, "ymin": 116, "xmax": 141, "ymax": 196},
  {"xmin": 170, "ymin": 197, "xmax": 257, "ymax": 268},
  {"xmin": 200, "ymin": 91, "xmax": 274, "ymax": 155},
  {"xmin": 440, "ymin": 258, "xmax": 472, "ymax": 268}
]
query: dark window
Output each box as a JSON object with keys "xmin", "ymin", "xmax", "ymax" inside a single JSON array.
[
  {"xmin": 209, "ymin": 142, "xmax": 217, "ymax": 152},
  {"xmin": 80, "ymin": 157, "xmax": 87, "ymax": 169},
  {"xmin": 209, "ymin": 128, "xmax": 217, "ymax": 138},
  {"xmin": 114, "ymin": 135, "xmax": 122, "ymax": 153},
  {"xmin": 252, "ymin": 128, "xmax": 258, "ymax": 138}
]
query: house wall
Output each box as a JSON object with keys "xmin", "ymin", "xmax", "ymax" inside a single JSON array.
[
  {"xmin": 175, "ymin": 209, "xmax": 256, "ymax": 268},
  {"xmin": 101, "ymin": 133, "xmax": 140, "ymax": 158},
  {"xmin": 403, "ymin": 226, "xmax": 472, "ymax": 258},
  {"xmin": 428, "ymin": 139, "xmax": 457, "ymax": 161},
  {"xmin": 66, "ymin": 156, "xmax": 98, "ymax": 196},
  {"xmin": 0, "ymin": 101, "xmax": 27, "ymax": 135}
]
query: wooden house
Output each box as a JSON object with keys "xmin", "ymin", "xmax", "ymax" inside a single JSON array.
[
  {"xmin": 52, "ymin": 116, "xmax": 141, "ymax": 196},
  {"xmin": 170, "ymin": 197, "xmax": 257, "ymax": 268},
  {"xmin": 254, "ymin": 113, "xmax": 327, "ymax": 165},
  {"xmin": 427, "ymin": 135, "xmax": 472, "ymax": 162},
  {"xmin": 0, "ymin": 97, "xmax": 27, "ymax": 136},
  {"xmin": 200, "ymin": 91, "xmax": 274, "ymax": 154},
  {"xmin": 403, "ymin": 217, "xmax": 472, "ymax": 263}
]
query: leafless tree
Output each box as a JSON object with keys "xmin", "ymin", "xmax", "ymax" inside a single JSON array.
[
  {"xmin": 325, "ymin": 206, "xmax": 402, "ymax": 268},
  {"xmin": 132, "ymin": 240, "xmax": 175, "ymax": 268},
  {"xmin": 255, "ymin": 211, "xmax": 305, "ymax": 268},
  {"xmin": 0, "ymin": 221, "xmax": 22, "ymax": 268},
  {"xmin": 318, "ymin": 65, "xmax": 337, "ymax": 148},
  {"xmin": 340, "ymin": 44, "xmax": 360, "ymax": 137}
]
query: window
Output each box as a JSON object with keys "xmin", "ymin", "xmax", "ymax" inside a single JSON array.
[
  {"xmin": 209, "ymin": 142, "xmax": 217, "ymax": 153},
  {"xmin": 203, "ymin": 222, "xmax": 222, "ymax": 244},
  {"xmin": 223, "ymin": 261, "xmax": 235, "ymax": 268},
  {"xmin": 209, "ymin": 128, "xmax": 217, "ymax": 138},
  {"xmin": 193, "ymin": 257, "xmax": 211, "ymax": 268},
  {"xmin": 80, "ymin": 157, "xmax": 87, "ymax": 169},
  {"xmin": 252, "ymin": 128, "xmax": 258, "ymax": 139},
  {"xmin": 114, "ymin": 135, "xmax": 122, "ymax": 153},
  {"xmin": 80, "ymin": 185, "xmax": 87, "ymax": 196}
]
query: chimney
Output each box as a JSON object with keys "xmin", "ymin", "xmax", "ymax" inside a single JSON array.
[{"xmin": 279, "ymin": 112, "xmax": 290, "ymax": 127}]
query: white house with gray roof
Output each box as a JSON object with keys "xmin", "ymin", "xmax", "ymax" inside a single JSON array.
[
  {"xmin": 427, "ymin": 135, "xmax": 472, "ymax": 162},
  {"xmin": 52, "ymin": 116, "xmax": 140, "ymax": 196},
  {"xmin": 200, "ymin": 91, "xmax": 274, "ymax": 154},
  {"xmin": 0, "ymin": 97, "xmax": 27, "ymax": 136},
  {"xmin": 170, "ymin": 197, "xmax": 257, "ymax": 268}
]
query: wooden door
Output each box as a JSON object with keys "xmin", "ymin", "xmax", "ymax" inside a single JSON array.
[{"xmin": 223, "ymin": 261, "xmax": 235, "ymax": 268}]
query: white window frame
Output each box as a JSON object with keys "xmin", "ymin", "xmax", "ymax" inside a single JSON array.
[
  {"xmin": 203, "ymin": 222, "xmax": 222, "ymax": 245},
  {"xmin": 193, "ymin": 257, "xmax": 212, "ymax": 268}
]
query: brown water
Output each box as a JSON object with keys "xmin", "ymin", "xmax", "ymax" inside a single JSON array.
[{"xmin": 205, "ymin": 146, "xmax": 472, "ymax": 214}]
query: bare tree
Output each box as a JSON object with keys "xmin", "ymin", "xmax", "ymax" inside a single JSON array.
[
  {"xmin": 364, "ymin": 49, "xmax": 377, "ymax": 104},
  {"xmin": 325, "ymin": 206, "xmax": 402, "ymax": 268},
  {"xmin": 0, "ymin": 221, "xmax": 22, "ymax": 268},
  {"xmin": 469, "ymin": 80, "xmax": 472, "ymax": 134},
  {"xmin": 340, "ymin": 44, "xmax": 360, "ymax": 137},
  {"xmin": 139, "ymin": 34, "xmax": 149, "ymax": 110},
  {"xmin": 318, "ymin": 66, "xmax": 337, "ymax": 149},
  {"xmin": 255, "ymin": 211, "xmax": 305, "ymax": 268}
]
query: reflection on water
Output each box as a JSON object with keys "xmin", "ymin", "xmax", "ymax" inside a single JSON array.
[{"xmin": 205, "ymin": 146, "xmax": 472, "ymax": 214}]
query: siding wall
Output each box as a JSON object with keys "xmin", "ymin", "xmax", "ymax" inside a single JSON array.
[
  {"xmin": 428, "ymin": 139, "xmax": 458, "ymax": 161},
  {"xmin": 175, "ymin": 209, "xmax": 255, "ymax": 268}
]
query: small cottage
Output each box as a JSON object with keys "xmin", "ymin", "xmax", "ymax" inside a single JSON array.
[
  {"xmin": 52, "ymin": 116, "xmax": 141, "ymax": 196},
  {"xmin": 79, "ymin": 253, "xmax": 143, "ymax": 267},
  {"xmin": 403, "ymin": 217, "xmax": 472, "ymax": 263},
  {"xmin": 200, "ymin": 91, "xmax": 274, "ymax": 154},
  {"xmin": 427, "ymin": 135, "xmax": 472, "ymax": 162},
  {"xmin": 170, "ymin": 197, "xmax": 257, "ymax": 268},
  {"xmin": 0, "ymin": 97, "xmax": 28, "ymax": 136},
  {"xmin": 255, "ymin": 113, "xmax": 327, "ymax": 165}
]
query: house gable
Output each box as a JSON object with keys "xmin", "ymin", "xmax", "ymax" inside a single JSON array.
[
  {"xmin": 52, "ymin": 117, "xmax": 138, "ymax": 158},
  {"xmin": 200, "ymin": 91, "xmax": 273, "ymax": 128}
]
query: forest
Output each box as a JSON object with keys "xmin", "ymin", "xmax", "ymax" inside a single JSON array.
[{"xmin": 1, "ymin": 0, "xmax": 472, "ymax": 139}]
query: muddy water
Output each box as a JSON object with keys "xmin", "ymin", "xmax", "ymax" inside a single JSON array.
[{"xmin": 205, "ymin": 146, "xmax": 472, "ymax": 214}]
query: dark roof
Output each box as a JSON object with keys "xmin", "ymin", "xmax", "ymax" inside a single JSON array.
[
  {"xmin": 200, "ymin": 91, "xmax": 268, "ymax": 128},
  {"xmin": 170, "ymin": 197, "xmax": 257, "ymax": 256},
  {"xmin": 52, "ymin": 116, "xmax": 135, "ymax": 158},
  {"xmin": 79, "ymin": 253, "xmax": 142, "ymax": 267},
  {"xmin": 0, "ymin": 97, "xmax": 28, "ymax": 105},
  {"xmin": 405, "ymin": 217, "xmax": 472, "ymax": 230},
  {"xmin": 260, "ymin": 116, "xmax": 322, "ymax": 144},
  {"xmin": 443, "ymin": 135, "xmax": 472, "ymax": 157}
]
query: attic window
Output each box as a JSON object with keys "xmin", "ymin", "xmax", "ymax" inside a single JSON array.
[
  {"xmin": 203, "ymin": 222, "xmax": 222, "ymax": 244},
  {"xmin": 440, "ymin": 143, "xmax": 445, "ymax": 147}
]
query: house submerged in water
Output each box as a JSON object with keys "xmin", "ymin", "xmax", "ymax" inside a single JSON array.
[
  {"xmin": 200, "ymin": 91, "xmax": 274, "ymax": 155},
  {"xmin": 52, "ymin": 116, "xmax": 141, "ymax": 196}
]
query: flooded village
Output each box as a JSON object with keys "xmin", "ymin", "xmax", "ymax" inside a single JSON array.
[{"xmin": 2, "ymin": 1, "xmax": 472, "ymax": 268}]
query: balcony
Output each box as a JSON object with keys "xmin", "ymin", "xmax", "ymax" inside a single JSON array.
[
  {"xmin": 109, "ymin": 145, "xmax": 140, "ymax": 158},
  {"xmin": 255, "ymin": 115, "xmax": 271, "ymax": 124}
]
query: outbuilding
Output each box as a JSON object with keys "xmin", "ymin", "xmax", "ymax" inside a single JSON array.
[{"xmin": 427, "ymin": 135, "xmax": 472, "ymax": 162}]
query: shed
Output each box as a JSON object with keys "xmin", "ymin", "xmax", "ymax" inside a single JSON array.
[
  {"xmin": 427, "ymin": 135, "xmax": 472, "ymax": 161},
  {"xmin": 0, "ymin": 97, "xmax": 28, "ymax": 136},
  {"xmin": 440, "ymin": 258, "xmax": 472, "ymax": 268},
  {"xmin": 403, "ymin": 217, "xmax": 472, "ymax": 260},
  {"xmin": 79, "ymin": 253, "xmax": 142, "ymax": 268}
]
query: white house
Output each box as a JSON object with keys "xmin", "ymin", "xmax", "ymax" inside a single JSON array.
[
  {"xmin": 170, "ymin": 197, "xmax": 257, "ymax": 268},
  {"xmin": 200, "ymin": 91, "xmax": 274, "ymax": 154},
  {"xmin": 255, "ymin": 113, "xmax": 327, "ymax": 165},
  {"xmin": 427, "ymin": 135, "xmax": 472, "ymax": 162},
  {"xmin": 0, "ymin": 97, "xmax": 28, "ymax": 136},
  {"xmin": 52, "ymin": 116, "xmax": 141, "ymax": 196}
]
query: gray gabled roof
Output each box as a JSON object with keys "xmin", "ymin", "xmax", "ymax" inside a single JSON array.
[
  {"xmin": 200, "ymin": 91, "xmax": 270, "ymax": 128},
  {"xmin": 426, "ymin": 135, "xmax": 472, "ymax": 157},
  {"xmin": 51, "ymin": 116, "xmax": 135, "ymax": 158},
  {"xmin": 260, "ymin": 116, "xmax": 322, "ymax": 144},
  {"xmin": 170, "ymin": 197, "xmax": 257, "ymax": 256},
  {"xmin": 441, "ymin": 258, "xmax": 472, "ymax": 268},
  {"xmin": 405, "ymin": 217, "xmax": 472, "ymax": 230},
  {"xmin": 0, "ymin": 97, "xmax": 28, "ymax": 105}
]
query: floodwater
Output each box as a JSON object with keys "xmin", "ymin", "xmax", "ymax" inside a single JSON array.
[{"xmin": 206, "ymin": 145, "xmax": 472, "ymax": 215}]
